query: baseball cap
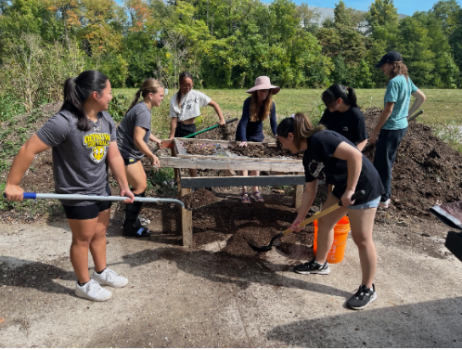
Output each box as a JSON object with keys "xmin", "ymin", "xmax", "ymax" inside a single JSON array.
[{"xmin": 375, "ymin": 51, "xmax": 403, "ymax": 68}]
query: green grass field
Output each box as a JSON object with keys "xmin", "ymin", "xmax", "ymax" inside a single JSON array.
[{"xmin": 114, "ymin": 88, "xmax": 462, "ymax": 150}]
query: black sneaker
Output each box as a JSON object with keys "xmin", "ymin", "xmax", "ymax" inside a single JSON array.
[
  {"xmin": 293, "ymin": 258, "xmax": 330, "ymax": 275},
  {"xmin": 347, "ymin": 284, "xmax": 377, "ymax": 310}
]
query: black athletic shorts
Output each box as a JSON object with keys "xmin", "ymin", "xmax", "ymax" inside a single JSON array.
[
  {"xmin": 175, "ymin": 123, "xmax": 196, "ymax": 138},
  {"xmin": 123, "ymin": 157, "xmax": 140, "ymax": 166},
  {"xmin": 63, "ymin": 200, "xmax": 112, "ymax": 220}
]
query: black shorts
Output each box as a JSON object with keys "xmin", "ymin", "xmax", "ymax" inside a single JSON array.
[
  {"xmin": 175, "ymin": 123, "xmax": 196, "ymax": 138},
  {"xmin": 63, "ymin": 200, "xmax": 112, "ymax": 220},
  {"xmin": 123, "ymin": 157, "xmax": 140, "ymax": 166}
]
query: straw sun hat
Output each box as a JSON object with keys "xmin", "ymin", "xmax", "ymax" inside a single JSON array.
[{"xmin": 246, "ymin": 76, "xmax": 280, "ymax": 95}]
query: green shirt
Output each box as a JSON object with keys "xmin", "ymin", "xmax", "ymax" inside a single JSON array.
[{"xmin": 383, "ymin": 75, "xmax": 418, "ymax": 130}]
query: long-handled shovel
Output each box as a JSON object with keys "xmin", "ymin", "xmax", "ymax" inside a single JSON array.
[
  {"xmin": 3, "ymin": 192, "xmax": 189, "ymax": 209},
  {"xmin": 248, "ymin": 190, "xmax": 365, "ymax": 252},
  {"xmin": 183, "ymin": 118, "xmax": 238, "ymax": 138}
]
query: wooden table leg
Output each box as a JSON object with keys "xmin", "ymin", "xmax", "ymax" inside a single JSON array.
[
  {"xmin": 293, "ymin": 172, "xmax": 304, "ymax": 209},
  {"xmin": 180, "ymin": 186, "xmax": 193, "ymax": 247}
]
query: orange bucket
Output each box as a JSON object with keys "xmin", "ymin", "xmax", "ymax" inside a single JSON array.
[{"xmin": 313, "ymin": 215, "xmax": 350, "ymax": 264}]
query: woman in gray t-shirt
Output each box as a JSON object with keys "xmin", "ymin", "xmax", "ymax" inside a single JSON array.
[
  {"xmin": 116, "ymin": 78, "xmax": 164, "ymax": 237},
  {"xmin": 4, "ymin": 70, "xmax": 135, "ymax": 303}
]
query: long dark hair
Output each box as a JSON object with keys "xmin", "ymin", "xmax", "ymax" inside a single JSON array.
[
  {"xmin": 321, "ymin": 84, "xmax": 358, "ymax": 108},
  {"xmin": 277, "ymin": 113, "xmax": 325, "ymax": 150},
  {"xmin": 61, "ymin": 70, "xmax": 109, "ymax": 131},
  {"xmin": 126, "ymin": 78, "xmax": 163, "ymax": 113},
  {"xmin": 249, "ymin": 90, "xmax": 273, "ymax": 122},
  {"xmin": 176, "ymin": 71, "xmax": 193, "ymax": 108}
]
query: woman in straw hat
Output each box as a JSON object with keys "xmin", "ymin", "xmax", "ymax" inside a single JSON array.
[{"xmin": 235, "ymin": 76, "xmax": 280, "ymax": 204}]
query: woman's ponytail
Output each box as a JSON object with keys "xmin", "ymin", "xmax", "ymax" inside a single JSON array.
[
  {"xmin": 60, "ymin": 70, "xmax": 109, "ymax": 131},
  {"xmin": 126, "ymin": 79, "xmax": 164, "ymax": 114},
  {"xmin": 277, "ymin": 113, "xmax": 324, "ymax": 150},
  {"xmin": 126, "ymin": 89, "xmax": 142, "ymax": 114},
  {"xmin": 346, "ymin": 86, "xmax": 358, "ymax": 108},
  {"xmin": 322, "ymin": 84, "xmax": 358, "ymax": 108}
]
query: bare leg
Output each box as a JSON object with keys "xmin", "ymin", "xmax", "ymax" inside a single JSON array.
[
  {"xmin": 241, "ymin": 170, "xmax": 248, "ymax": 194},
  {"xmin": 347, "ymin": 207, "xmax": 378, "ymax": 289},
  {"xmin": 315, "ymin": 194, "xmax": 348, "ymax": 264},
  {"xmin": 68, "ymin": 210, "xmax": 109, "ymax": 283},
  {"xmin": 251, "ymin": 170, "xmax": 260, "ymax": 193},
  {"xmin": 125, "ymin": 161, "xmax": 147, "ymax": 194}
]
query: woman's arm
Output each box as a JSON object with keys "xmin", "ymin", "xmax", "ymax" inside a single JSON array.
[
  {"xmin": 237, "ymin": 100, "xmax": 250, "ymax": 146},
  {"xmin": 149, "ymin": 133, "xmax": 162, "ymax": 148},
  {"xmin": 269, "ymin": 102, "xmax": 277, "ymax": 136},
  {"xmin": 408, "ymin": 89, "xmax": 426, "ymax": 117},
  {"xmin": 369, "ymin": 102, "xmax": 394, "ymax": 144},
  {"xmin": 5, "ymin": 134, "xmax": 51, "ymax": 201},
  {"xmin": 208, "ymin": 100, "xmax": 226, "ymax": 126},
  {"xmin": 356, "ymin": 139, "xmax": 367, "ymax": 152},
  {"xmin": 169, "ymin": 117, "xmax": 178, "ymax": 139},
  {"xmin": 292, "ymin": 180, "xmax": 318, "ymax": 231},
  {"xmin": 332, "ymin": 141, "xmax": 363, "ymax": 206},
  {"xmin": 133, "ymin": 127, "xmax": 160, "ymax": 167},
  {"xmin": 106, "ymin": 141, "xmax": 134, "ymax": 202}
]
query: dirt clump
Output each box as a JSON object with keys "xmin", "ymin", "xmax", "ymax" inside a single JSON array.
[
  {"xmin": 227, "ymin": 144, "xmax": 302, "ymax": 159},
  {"xmin": 362, "ymin": 107, "xmax": 462, "ymax": 218},
  {"xmin": 180, "ymin": 189, "xmax": 221, "ymax": 210}
]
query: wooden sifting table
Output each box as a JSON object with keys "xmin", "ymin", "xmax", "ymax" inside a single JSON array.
[{"xmin": 159, "ymin": 138, "xmax": 305, "ymax": 246}]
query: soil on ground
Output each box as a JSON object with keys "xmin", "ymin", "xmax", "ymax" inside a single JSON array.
[
  {"xmin": 1, "ymin": 106, "xmax": 461, "ymax": 261},
  {"xmin": 180, "ymin": 188, "xmax": 221, "ymax": 210}
]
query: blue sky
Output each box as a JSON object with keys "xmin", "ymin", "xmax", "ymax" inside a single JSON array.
[
  {"xmin": 260, "ymin": 0, "xmax": 461, "ymax": 16},
  {"xmin": 115, "ymin": 0, "xmax": 461, "ymax": 17}
]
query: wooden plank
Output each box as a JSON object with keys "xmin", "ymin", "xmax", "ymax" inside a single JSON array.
[
  {"xmin": 293, "ymin": 172, "xmax": 305, "ymax": 209},
  {"xmin": 159, "ymin": 156, "xmax": 304, "ymax": 172},
  {"xmin": 180, "ymin": 175, "xmax": 306, "ymax": 188},
  {"xmin": 180, "ymin": 186, "xmax": 193, "ymax": 247}
]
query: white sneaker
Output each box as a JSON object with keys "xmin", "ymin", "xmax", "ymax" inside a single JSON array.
[
  {"xmin": 75, "ymin": 279, "xmax": 112, "ymax": 302},
  {"xmin": 93, "ymin": 268, "xmax": 128, "ymax": 288}
]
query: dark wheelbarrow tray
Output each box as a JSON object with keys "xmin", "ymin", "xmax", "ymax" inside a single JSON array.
[{"xmin": 430, "ymin": 200, "xmax": 462, "ymax": 262}]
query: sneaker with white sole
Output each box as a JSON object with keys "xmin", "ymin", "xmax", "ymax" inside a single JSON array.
[
  {"xmin": 294, "ymin": 258, "xmax": 330, "ymax": 275},
  {"xmin": 347, "ymin": 284, "xmax": 377, "ymax": 310},
  {"xmin": 93, "ymin": 268, "xmax": 128, "ymax": 288},
  {"xmin": 75, "ymin": 279, "xmax": 112, "ymax": 302},
  {"xmin": 139, "ymin": 216, "xmax": 151, "ymax": 227},
  {"xmin": 379, "ymin": 199, "xmax": 390, "ymax": 209}
]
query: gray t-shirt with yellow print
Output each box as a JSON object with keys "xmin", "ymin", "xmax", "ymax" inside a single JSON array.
[{"xmin": 36, "ymin": 110, "xmax": 116, "ymax": 206}]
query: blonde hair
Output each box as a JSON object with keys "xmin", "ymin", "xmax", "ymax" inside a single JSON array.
[
  {"xmin": 277, "ymin": 112, "xmax": 325, "ymax": 150},
  {"xmin": 126, "ymin": 78, "xmax": 163, "ymax": 113},
  {"xmin": 249, "ymin": 90, "xmax": 273, "ymax": 122}
]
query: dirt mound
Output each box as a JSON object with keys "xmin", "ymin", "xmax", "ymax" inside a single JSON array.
[{"xmin": 362, "ymin": 107, "xmax": 462, "ymax": 217}]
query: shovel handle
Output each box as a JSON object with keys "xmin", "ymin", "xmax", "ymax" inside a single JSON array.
[
  {"xmin": 183, "ymin": 118, "xmax": 239, "ymax": 138},
  {"xmin": 282, "ymin": 190, "xmax": 365, "ymax": 236},
  {"xmin": 4, "ymin": 192, "xmax": 185, "ymax": 208}
]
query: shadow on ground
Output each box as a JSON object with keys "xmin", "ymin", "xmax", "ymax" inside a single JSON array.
[
  {"xmin": 110, "ymin": 247, "xmax": 351, "ymax": 298},
  {"xmin": 266, "ymin": 297, "xmax": 462, "ymax": 347}
]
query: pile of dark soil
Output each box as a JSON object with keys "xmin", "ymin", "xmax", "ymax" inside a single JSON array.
[
  {"xmin": 190, "ymin": 195, "xmax": 314, "ymax": 257},
  {"xmin": 200, "ymin": 116, "xmax": 238, "ymax": 141},
  {"xmin": 183, "ymin": 142, "xmax": 222, "ymax": 156},
  {"xmin": 227, "ymin": 144, "xmax": 302, "ymax": 159},
  {"xmin": 180, "ymin": 189, "xmax": 221, "ymax": 210},
  {"xmin": 362, "ymin": 107, "xmax": 462, "ymax": 217}
]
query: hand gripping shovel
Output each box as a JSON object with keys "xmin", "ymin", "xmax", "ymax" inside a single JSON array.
[{"xmin": 248, "ymin": 190, "xmax": 365, "ymax": 252}]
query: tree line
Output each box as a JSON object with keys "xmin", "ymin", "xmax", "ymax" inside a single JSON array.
[{"xmin": 0, "ymin": 0, "xmax": 461, "ymax": 114}]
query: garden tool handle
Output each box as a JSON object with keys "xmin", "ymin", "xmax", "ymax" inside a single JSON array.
[
  {"xmin": 183, "ymin": 118, "xmax": 239, "ymax": 138},
  {"xmin": 281, "ymin": 190, "xmax": 366, "ymax": 236},
  {"xmin": 4, "ymin": 192, "xmax": 185, "ymax": 208}
]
